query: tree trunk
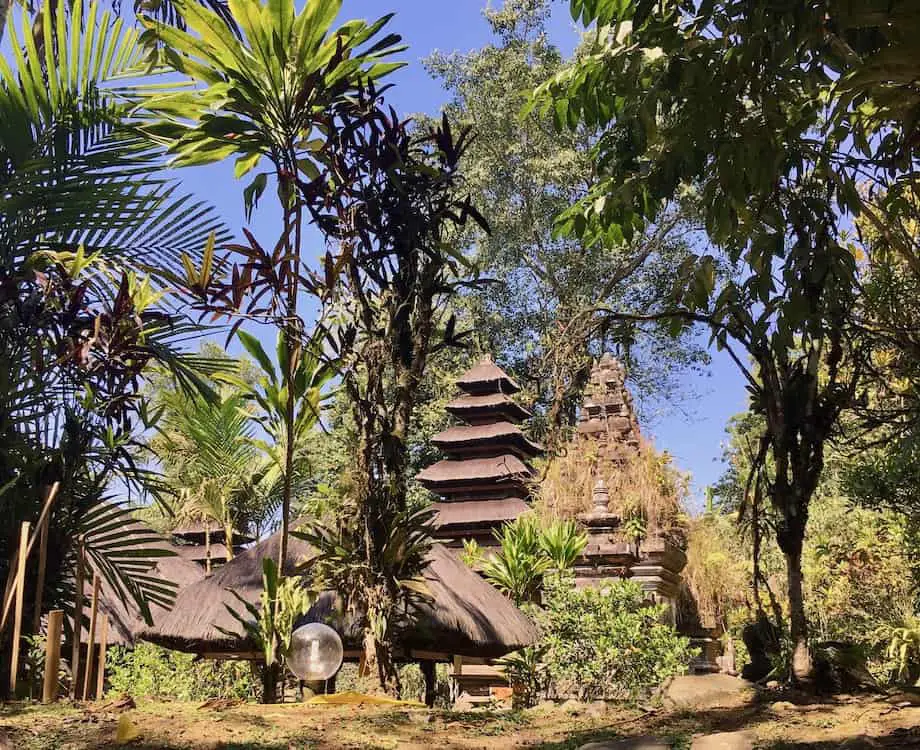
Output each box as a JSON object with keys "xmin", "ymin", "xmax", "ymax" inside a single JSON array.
[
  {"xmin": 362, "ymin": 626, "xmax": 400, "ymax": 696},
  {"xmin": 261, "ymin": 661, "xmax": 280, "ymax": 704},
  {"xmin": 225, "ymin": 522, "xmax": 234, "ymax": 561},
  {"xmin": 785, "ymin": 547, "xmax": 812, "ymax": 682},
  {"xmin": 421, "ymin": 660, "xmax": 436, "ymax": 707}
]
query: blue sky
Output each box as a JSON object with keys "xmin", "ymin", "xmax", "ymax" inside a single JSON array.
[
  {"xmin": 171, "ymin": 0, "xmax": 750, "ymax": 509},
  {"xmin": 0, "ymin": 0, "xmax": 749, "ymax": 507},
  {"xmin": 277, "ymin": 1, "xmax": 746, "ymax": 507}
]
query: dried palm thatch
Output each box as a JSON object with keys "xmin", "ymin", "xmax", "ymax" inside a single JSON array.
[
  {"xmin": 139, "ymin": 530, "xmax": 537, "ymax": 659},
  {"xmin": 535, "ymin": 436, "xmax": 689, "ymax": 544},
  {"xmin": 84, "ymin": 522, "xmax": 205, "ymax": 646}
]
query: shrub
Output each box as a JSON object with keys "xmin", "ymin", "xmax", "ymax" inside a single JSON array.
[
  {"xmin": 536, "ymin": 577, "xmax": 694, "ymax": 701},
  {"xmin": 106, "ymin": 643, "xmax": 258, "ymax": 701},
  {"xmin": 473, "ymin": 514, "xmax": 588, "ymax": 605}
]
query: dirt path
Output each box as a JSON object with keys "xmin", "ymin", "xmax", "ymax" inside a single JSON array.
[{"xmin": 3, "ymin": 687, "xmax": 920, "ymax": 749}]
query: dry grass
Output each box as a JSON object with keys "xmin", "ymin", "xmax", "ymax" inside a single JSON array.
[
  {"xmin": 534, "ymin": 436, "xmax": 689, "ymax": 543},
  {"xmin": 680, "ymin": 513, "xmax": 752, "ymax": 631},
  {"xmin": 6, "ymin": 687, "xmax": 920, "ymax": 749}
]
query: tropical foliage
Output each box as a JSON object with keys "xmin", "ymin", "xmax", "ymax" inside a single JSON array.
[
  {"xmin": 106, "ymin": 643, "xmax": 258, "ymax": 701},
  {"xmin": 531, "ymin": 0, "xmax": 920, "ymax": 681},
  {"xmin": 138, "ymin": 0, "xmax": 404, "ymax": 577},
  {"xmin": 218, "ymin": 557, "xmax": 314, "ymax": 702},
  {"xmin": 467, "ymin": 515, "xmax": 587, "ymax": 605},
  {"xmin": 537, "ymin": 577, "xmax": 693, "ymax": 701},
  {"xmin": 0, "ymin": 0, "xmax": 228, "ymax": 692},
  {"xmin": 709, "ymin": 410, "xmax": 920, "ymax": 683}
]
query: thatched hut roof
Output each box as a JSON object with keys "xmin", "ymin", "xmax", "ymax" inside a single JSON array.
[
  {"xmin": 139, "ymin": 531, "xmax": 536, "ymax": 660},
  {"xmin": 89, "ymin": 525, "xmax": 205, "ymax": 647}
]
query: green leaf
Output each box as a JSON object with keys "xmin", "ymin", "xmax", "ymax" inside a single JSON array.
[{"xmin": 238, "ymin": 330, "xmax": 276, "ymax": 382}]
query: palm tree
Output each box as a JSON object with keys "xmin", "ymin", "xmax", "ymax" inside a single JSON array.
[
  {"xmin": 0, "ymin": 0, "xmax": 230, "ymax": 690},
  {"xmin": 152, "ymin": 386, "xmax": 267, "ymax": 572}
]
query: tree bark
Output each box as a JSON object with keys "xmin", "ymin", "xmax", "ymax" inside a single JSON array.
[
  {"xmin": 362, "ymin": 622, "xmax": 400, "ymax": 696},
  {"xmin": 421, "ymin": 660, "xmax": 436, "ymax": 707},
  {"xmin": 261, "ymin": 661, "xmax": 280, "ymax": 704},
  {"xmin": 785, "ymin": 547, "xmax": 812, "ymax": 682}
]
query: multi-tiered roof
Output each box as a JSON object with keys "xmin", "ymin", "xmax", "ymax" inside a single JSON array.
[
  {"xmin": 416, "ymin": 357, "xmax": 541, "ymax": 546},
  {"xmin": 171, "ymin": 522, "xmax": 255, "ymax": 569}
]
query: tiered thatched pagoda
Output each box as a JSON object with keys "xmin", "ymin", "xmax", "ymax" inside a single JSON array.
[
  {"xmin": 170, "ymin": 522, "xmax": 255, "ymax": 570},
  {"xmin": 416, "ymin": 356, "xmax": 541, "ymax": 547}
]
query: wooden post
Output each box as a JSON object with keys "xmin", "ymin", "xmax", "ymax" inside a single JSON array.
[
  {"xmin": 43, "ymin": 610, "xmax": 64, "ymax": 703},
  {"xmin": 95, "ymin": 617, "xmax": 108, "ymax": 700},
  {"xmin": 0, "ymin": 482, "xmax": 60, "ymax": 633},
  {"xmin": 451, "ymin": 655, "xmax": 462, "ymax": 703},
  {"xmin": 32, "ymin": 509, "xmax": 50, "ymax": 633},
  {"xmin": 421, "ymin": 660, "xmax": 436, "ymax": 707},
  {"xmin": 81, "ymin": 573, "xmax": 100, "ymax": 701},
  {"xmin": 70, "ymin": 537, "xmax": 85, "ymax": 699},
  {"xmin": 9, "ymin": 521, "xmax": 31, "ymax": 696}
]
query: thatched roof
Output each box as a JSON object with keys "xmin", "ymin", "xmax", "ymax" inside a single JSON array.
[
  {"xmin": 432, "ymin": 498, "xmax": 530, "ymax": 532},
  {"xmin": 303, "ymin": 545, "xmax": 536, "ymax": 659},
  {"xmin": 139, "ymin": 531, "xmax": 536, "ymax": 659},
  {"xmin": 445, "ymin": 393, "xmax": 532, "ymax": 423},
  {"xmin": 89, "ymin": 526, "xmax": 205, "ymax": 647},
  {"xmin": 431, "ymin": 422, "xmax": 542, "ymax": 458},
  {"xmin": 173, "ymin": 543, "xmax": 232, "ymax": 564},
  {"xmin": 416, "ymin": 455, "xmax": 533, "ymax": 487},
  {"xmin": 456, "ymin": 357, "xmax": 521, "ymax": 394}
]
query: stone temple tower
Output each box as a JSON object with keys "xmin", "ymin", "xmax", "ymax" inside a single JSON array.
[{"xmin": 575, "ymin": 353, "xmax": 641, "ymax": 463}]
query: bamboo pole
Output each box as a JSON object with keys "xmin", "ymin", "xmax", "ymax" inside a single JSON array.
[
  {"xmin": 9, "ymin": 522, "xmax": 31, "ymax": 696},
  {"xmin": 42, "ymin": 610, "xmax": 64, "ymax": 704},
  {"xmin": 70, "ymin": 537, "xmax": 85, "ymax": 699},
  {"xmin": 32, "ymin": 507, "xmax": 50, "ymax": 633},
  {"xmin": 0, "ymin": 483, "xmax": 60, "ymax": 632},
  {"xmin": 95, "ymin": 617, "xmax": 108, "ymax": 701},
  {"xmin": 81, "ymin": 573, "xmax": 100, "ymax": 701}
]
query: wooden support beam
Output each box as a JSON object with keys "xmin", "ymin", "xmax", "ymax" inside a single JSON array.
[
  {"xmin": 95, "ymin": 617, "xmax": 108, "ymax": 701},
  {"xmin": 32, "ymin": 505, "xmax": 50, "ymax": 633},
  {"xmin": 421, "ymin": 660, "xmax": 436, "ymax": 707},
  {"xmin": 43, "ymin": 610, "xmax": 64, "ymax": 704},
  {"xmin": 81, "ymin": 573, "xmax": 100, "ymax": 701},
  {"xmin": 9, "ymin": 521, "xmax": 31, "ymax": 696},
  {"xmin": 69, "ymin": 537, "xmax": 85, "ymax": 700}
]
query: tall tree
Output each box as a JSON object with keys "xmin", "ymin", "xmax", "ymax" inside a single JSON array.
[
  {"xmin": 297, "ymin": 97, "xmax": 488, "ymax": 693},
  {"xmin": 425, "ymin": 0, "xmax": 705, "ymax": 448},
  {"xmin": 530, "ymin": 0, "xmax": 920, "ymax": 680},
  {"xmin": 139, "ymin": 0, "xmax": 403, "ymax": 575}
]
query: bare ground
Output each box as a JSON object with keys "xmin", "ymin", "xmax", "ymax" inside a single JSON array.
[{"xmin": 3, "ymin": 684, "xmax": 920, "ymax": 749}]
